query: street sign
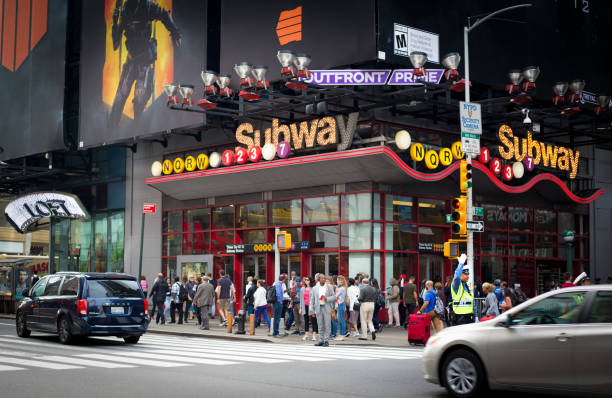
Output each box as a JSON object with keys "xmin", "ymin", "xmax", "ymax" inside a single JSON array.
[
  {"xmin": 472, "ymin": 207, "xmax": 483, "ymax": 216},
  {"xmin": 466, "ymin": 220, "xmax": 484, "ymax": 232},
  {"xmin": 445, "ymin": 214, "xmax": 453, "ymax": 223},
  {"xmin": 460, "ymin": 132, "xmax": 480, "ymax": 156},
  {"xmin": 459, "ymin": 101, "xmax": 482, "ymax": 135},
  {"xmin": 143, "ymin": 203, "xmax": 156, "ymax": 214}
]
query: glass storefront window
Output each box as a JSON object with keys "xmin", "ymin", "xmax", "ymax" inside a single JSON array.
[
  {"xmin": 341, "ymin": 193, "xmax": 372, "ymax": 221},
  {"xmin": 211, "ymin": 230, "xmax": 234, "ymax": 253},
  {"xmin": 535, "ymin": 234, "xmax": 554, "ymax": 257},
  {"xmin": 303, "ymin": 196, "xmax": 338, "ymax": 224},
  {"xmin": 185, "ymin": 208, "xmax": 210, "ymax": 232},
  {"xmin": 345, "ymin": 252, "xmax": 371, "ymax": 278},
  {"xmin": 481, "ymin": 256, "xmax": 505, "ymax": 284},
  {"xmin": 164, "ymin": 211, "xmax": 182, "ymax": 233},
  {"xmin": 509, "ymin": 207, "xmax": 531, "ymax": 231},
  {"xmin": 309, "ymin": 226, "xmax": 338, "ymax": 248},
  {"xmin": 283, "ymin": 227, "xmax": 301, "ymax": 244},
  {"xmin": 509, "ymin": 257, "xmax": 534, "ymax": 298},
  {"xmin": 93, "ymin": 214, "xmax": 108, "ymax": 273},
  {"xmin": 419, "ymin": 254, "xmax": 444, "ymax": 283},
  {"xmin": 280, "ymin": 254, "xmax": 301, "ymax": 276},
  {"xmin": 183, "ymin": 232, "xmax": 209, "ymax": 254},
  {"xmin": 480, "ymin": 231, "xmax": 507, "ymax": 256},
  {"xmin": 386, "ymin": 195, "xmax": 414, "ymax": 222},
  {"xmin": 213, "ymin": 206, "xmax": 234, "ymax": 229},
  {"xmin": 270, "ymin": 199, "xmax": 301, "ymax": 225},
  {"xmin": 242, "ymin": 229, "xmax": 266, "ymax": 244},
  {"xmin": 70, "ymin": 219, "xmax": 91, "ymax": 272},
  {"xmin": 385, "ymin": 224, "xmax": 417, "ymax": 251},
  {"xmin": 163, "ymin": 234, "xmax": 181, "ymax": 256},
  {"xmin": 509, "ymin": 233, "xmax": 532, "ymax": 257},
  {"xmin": 418, "ymin": 226, "xmax": 445, "ymax": 244},
  {"xmin": 386, "ymin": 253, "xmax": 418, "ymax": 285},
  {"xmin": 108, "ymin": 212, "xmax": 124, "ymax": 273},
  {"xmin": 237, "ymin": 203, "xmax": 266, "ymax": 228},
  {"xmin": 418, "ymin": 198, "xmax": 446, "ymax": 225},
  {"xmin": 483, "ymin": 205, "xmax": 507, "ymax": 230},
  {"xmin": 535, "ymin": 210, "xmax": 556, "ymax": 233},
  {"xmin": 558, "ymin": 212, "xmax": 574, "ymax": 234},
  {"xmin": 341, "ymin": 222, "xmax": 372, "ymax": 250},
  {"xmin": 163, "ymin": 257, "xmax": 177, "ymax": 279}
]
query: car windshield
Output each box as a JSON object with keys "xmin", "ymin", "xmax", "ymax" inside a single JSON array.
[
  {"xmin": 86, "ymin": 279, "xmax": 142, "ymax": 298},
  {"xmin": 511, "ymin": 291, "xmax": 585, "ymax": 325}
]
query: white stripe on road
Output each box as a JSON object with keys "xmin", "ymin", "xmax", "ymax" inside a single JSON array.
[
  {"xmin": 0, "ymin": 323, "xmax": 16, "ymax": 326},
  {"xmin": 0, "ymin": 355, "xmax": 83, "ymax": 370},
  {"xmin": 139, "ymin": 349, "xmax": 293, "ymax": 363},
  {"xmin": 105, "ymin": 351, "xmax": 238, "ymax": 366},
  {"xmin": 0, "ymin": 364, "xmax": 24, "ymax": 371},
  {"xmin": 37, "ymin": 356, "xmax": 135, "ymax": 369},
  {"xmin": 76, "ymin": 353, "xmax": 189, "ymax": 367}
]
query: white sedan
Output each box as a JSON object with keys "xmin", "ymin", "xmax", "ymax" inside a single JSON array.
[{"xmin": 422, "ymin": 286, "xmax": 612, "ymax": 397}]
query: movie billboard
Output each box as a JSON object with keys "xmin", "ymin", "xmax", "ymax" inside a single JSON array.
[
  {"xmin": 0, "ymin": 0, "xmax": 67, "ymax": 161},
  {"xmin": 79, "ymin": 0, "xmax": 207, "ymax": 147},
  {"xmin": 220, "ymin": 0, "xmax": 376, "ymax": 86}
]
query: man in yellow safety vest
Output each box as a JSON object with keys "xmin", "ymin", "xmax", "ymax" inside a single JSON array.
[{"xmin": 451, "ymin": 254, "xmax": 474, "ymax": 325}]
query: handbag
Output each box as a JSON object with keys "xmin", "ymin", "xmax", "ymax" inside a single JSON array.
[
  {"xmin": 352, "ymin": 301, "xmax": 361, "ymax": 311},
  {"xmin": 331, "ymin": 308, "xmax": 337, "ymax": 320}
]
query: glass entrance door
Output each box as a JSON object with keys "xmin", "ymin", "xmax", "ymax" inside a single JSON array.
[
  {"xmin": 310, "ymin": 254, "xmax": 339, "ymax": 276},
  {"xmin": 418, "ymin": 254, "xmax": 443, "ymax": 284},
  {"xmin": 243, "ymin": 255, "xmax": 266, "ymax": 292}
]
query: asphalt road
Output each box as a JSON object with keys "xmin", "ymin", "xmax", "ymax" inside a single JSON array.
[{"xmin": 0, "ymin": 322, "xmax": 558, "ymax": 398}]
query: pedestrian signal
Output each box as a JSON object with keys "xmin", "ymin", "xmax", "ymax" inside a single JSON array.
[{"xmin": 277, "ymin": 231, "xmax": 291, "ymax": 252}]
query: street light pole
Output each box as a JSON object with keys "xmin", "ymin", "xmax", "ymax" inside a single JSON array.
[{"xmin": 463, "ymin": 3, "xmax": 532, "ymax": 293}]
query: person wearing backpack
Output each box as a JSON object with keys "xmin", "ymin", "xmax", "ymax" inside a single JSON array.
[
  {"xmin": 417, "ymin": 280, "xmax": 444, "ymax": 334},
  {"xmin": 170, "ymin": 276, "xmax": 185, "ymax": 324},
  {"xmin": 387, "ymin": 278, "xmax": 401, "ymax": 327},
  {"xmin": 253, "ymin": 279, "xmax": 271, "ymax": 332}
]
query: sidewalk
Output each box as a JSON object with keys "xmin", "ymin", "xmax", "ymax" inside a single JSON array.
[{"xmin": 0, "ymin": 313, "xmax": 415, "ymax": 347}]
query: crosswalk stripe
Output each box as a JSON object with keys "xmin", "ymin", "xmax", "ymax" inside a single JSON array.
[
  {"xmin": 0, "ymin": 364, "xmax": 24, "ymax": 371},
  {"xmin": 0, "ymin": 355, "xmax": 83, "ymax": 370},
  {"xmin": 115, "ymin": 347, "xmax": 289, "ymax": 364},
  {"xmin": 76, "ymin": 353, "xmax": 189, "ymax": 367},
  {"xmin": 104, "ymin": 351, "xmax": 238, "ymax": 365},
  {"xmin": 37, "ymin": 356, "xmax": 135, "ymax": 369}
]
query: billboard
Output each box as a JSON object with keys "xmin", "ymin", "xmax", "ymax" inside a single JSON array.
[
  {"xmin": 377, "ymin": 0, "xmax": 612, "ymax": 96},
  {"xmin": 0, "ymin": 0, "xmax": 67, "ymax": 161},
  {"xmin": 220, "ymin": 0, "xmax": 376, "ymax": 86},
  {"xmin": 79, "ymin": 0, "xmax": 207, "ymax": 147}
]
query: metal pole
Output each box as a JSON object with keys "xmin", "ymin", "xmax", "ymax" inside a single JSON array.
[
  {"xmin": 137, "ymin": 212, "xmax": 145, "ymax": 278},
  {"xmin": 464, "ymin": 26, "xmax": 474, "ymax": 291},
  {"xmin": 274, "ymin": 227, "xmax": 280, "ymax": 280}
]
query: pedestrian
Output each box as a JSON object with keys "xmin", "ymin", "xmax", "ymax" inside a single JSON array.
[
  {"xmin": 327, "ymin": 275, "xmax": 338, "ymax": 339},
  {"xmin": 170, "ymin": 277, "xmax": 185, "ymax": 324},
  {"xmin": 417, "ymin": 280, "xmax": 444, "ymax": 334},
  {"xmin": 387, "ymin": 277, "xmax": 401, "ymax": 327},
  {"xmin": 31, "ymin": 270, "xmax": 40, "ymax": 287},
  {"xmin": 300, "ymin": 276, "xmax": 318, "ymax": 341},
  {"xmin": 216, "ymin": 269, "xmax": 234, "ymax": 326},
  {"xmin": 482, "ymin": 282, "xmax": 500, "ymax": 317},
  {"xmin": 193, "ymin": 276, "xmax": 215, "ymax": 330},
  {"xmin": 398, "ymin": 274, "xmax": 407, "ymax": 327},
  {"xmin": 290, "ymin": 277, "xmax": 303, "ymax": 335},
  {"xmin": 253, "ymin": 279, "xmax": 271, "ymax": 332},
  {"xmin": 271, "ymin": 274, "xmax": 287, "ymax": 337},
  {"xmin": 149, "ymin": 273, "xmax": 168, "ymax": 325},
  {"xmin": 450, "ymin": 254, "xmax": 474, "ymax": 325},
  {"xmin": 403, "ymin": 275, "xmax": 418, "ymax": 328},
  {"xmin": 371, "ymin": 278, "xmax": 383, "ymax": 333},
  {"xmin": 149, "ymin": 274, "xmax": 160, "ymax": 318},
  {"xmin": 561, "ymin": 272, "xmax": 576, "ymax": 288},
  {"xmin": 443, "ymin": 276, "xmax": 452, "ymax": 307},
  {"xmin": 244, "ymin": 276, "xmax": 256, "ymax": 316},
  {"xmin": 140, "ymin": 275, "xmax": 148, "ymax": 300},
  {"xmin": 194, "ymin": 277, "xmax": 202, "ymax": 325},
  {"xmin": 500, "ymin": 286, "xmax": 516, "ymax": 313},
  {"xmin": 164, "ymin": 278, "xmax": 172, "ymax": 320},
  {"xmin": 357, "ymin": 278, "xmax": 377, "ymax": 341},
  {"xmin": 282, "ymin": 275, "xmax": 293, "ymax": 331},
  {"xmin": 335, "ymin": 275, "xmax": 347, "ymax": 341},
  {"xmin": 309, "ymin": 274, "xmax": 335, "ymax": 346},
  {"xmin": 347, "ymin": 277, "xmax": 360, "ymax": 337},
  {"xmin": 185, "ymin": 274, "xmax": 196, "ymax": 323},
  {"xmin": 548, "ymin": 280, "xmax": 560, "ymax": 291}
]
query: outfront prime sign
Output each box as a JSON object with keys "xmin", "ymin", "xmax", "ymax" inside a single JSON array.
[
  {"xmin": 5, "ymin": 192, "xmax": 89, "ymax": 233},
  {"xmin": 304, "ymin": 69, "xmax": 444, "ymax": 86}
]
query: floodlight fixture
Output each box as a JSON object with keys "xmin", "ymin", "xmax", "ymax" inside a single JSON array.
[
  {"xmin": 178, "ymin": 84, "xmax": 194, "ymax": 106},
  {"xmin": 441, "ymin": 52, "xmax": 461, "ymax": 81},
  {"xmin": 294, "ymin": 53, "xmax": 312, "ymax": 79},
  {"xmin": 234, "ymin": 62, "xmax": 254, "ymax": 88},
  {"xmin": 277, "ymin": 50, "xmax": 297, "ymax": 77},
  {"xmin": 409, "ymin": 51, "xmax": 427, "ymax": 77},
  {"xmin": 506, "ymin": 70, "xmax": 523, "ymax": 94},
  {"xmin": 216, "ymin": 74, "xmax": 233, "ymax": 97},
  {"xmin": 201, "ymin": 70, "xmax": 219, "ymax": 96},
  {"xmin": 552, "ymin": 82, "xmax": 568, "ymax": 105},
  {"xmin": 521, "ymin": 66, "xmax": 540, "ymax": 91},
  {"xmin": 568, "ymin": 79, "xmax": 585, "ymax": 103},
  {"xmin": 252, "ymin": 65, "xmax": 270, "ymax": 89},
  {"xmin": 595, "ymin": 95, "xmax": 610, "ymax": 115},
  {"xmin": 163, "ymin": 84, "xmax": 179, "ymax": 104}
]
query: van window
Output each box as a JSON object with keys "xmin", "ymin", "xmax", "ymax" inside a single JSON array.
[
  {"xmin": 60, "ymin": 276, "xmax": 79, "ymax": 296},
  {"xmin": 86, "ymin": 279, "xmax": 142, "ymax": 298},
  {"xmin": 43, "ymin": 276, "xmax": 63, "ymax": 296},
  {"xmin": 30, "ymin": 277, "xmax": 47, "ymax": 298}
]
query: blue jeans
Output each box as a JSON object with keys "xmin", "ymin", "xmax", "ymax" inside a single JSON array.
[
  {"xmin": 254, "ymin": 305, "xmax": 270, "ymax": 328},
  {"xmin": 247, "ymin": 305, "xmax": 254, "ymax": 316},
  {"xmin": 273, "ymin": 301, "xmax": 283, "ymax": 335},
  {"xmin": 337, "ymin": 303, "xmax": 346, "ymax": 336},
  {"xmin": 286, "ymin": 304, "xmax": 295, "ymax": 329},
  {"xmin": 373, "ymin": 304, "xmax": 381, "ymax": 329},
  {"xmin": 155, "ymin": 301, "xmax": 165, "ymax": 324}
]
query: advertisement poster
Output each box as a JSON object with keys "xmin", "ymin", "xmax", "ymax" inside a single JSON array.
[
  {"xmin": 79, "ymin": 0, "xmax": 207, "ymax": 147},
  {"xmin": 220, "ymin": 0, "xmax": 376, "ymax": 86},
  {"xmin": 0, "ymin": 0, "xmax": 67, "ymax": 161}
]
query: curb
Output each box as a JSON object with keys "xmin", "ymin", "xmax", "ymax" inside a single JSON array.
[
  {"xmin": 146, "ymin": 328, "xmax": 272, "ymax": 343},
  {"xmin": 0, "ymin": 314, "xmax": 15, "ymax": 320}
]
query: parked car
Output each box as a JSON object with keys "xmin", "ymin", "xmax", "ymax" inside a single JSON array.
[
  {"xmin": 16, "ymin": 272, "xmax": 150, "ymax": 344},
  {"xmin": 422, "ymin": 285, "xmax": 612, "ymax": 397}
]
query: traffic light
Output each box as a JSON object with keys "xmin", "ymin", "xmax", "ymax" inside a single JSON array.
[
  {"xmin": 451, "ymin": 196, "xmax": 467, "ymax": 236},
  {"xmin": 460, "ymin": 160, "xmax": 472, "ymax": 194}
]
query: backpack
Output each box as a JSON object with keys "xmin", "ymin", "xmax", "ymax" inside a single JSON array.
[
  {"xmin": 177, "ymin": 283, "xmax": 187, "ymax": 302},
  {"xmin": 376, "ymin": 292, "xmax": 386, "ymax": 308},
  {"xmin": 434, "ymin": 295, "xmax": 445, "ymax": 316},
  {"xmin": 266, "ymin": 285, "xmax": 277, "ymax": 304}
]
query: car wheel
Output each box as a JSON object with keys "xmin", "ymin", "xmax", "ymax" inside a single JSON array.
[
  {"xmin": 57, "ymin": 316, "xmax": 73, "ymax": 345},
  {"xmin": 16, "ymin": 312, "xmax": 31, "ymax": 338},
  {"xmin": 123, "ymin": 335, "xmax": 140, "ymax": 344},
  {"xmin": 442, "ymin": 349, "xmax": 486, "ymax": 398}
]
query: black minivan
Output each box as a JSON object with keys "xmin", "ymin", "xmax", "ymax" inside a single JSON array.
[{"xmin": 16, "ymin": 272, "xmax": 150, "ymax": 344}]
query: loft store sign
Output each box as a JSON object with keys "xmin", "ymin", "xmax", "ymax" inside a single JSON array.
[
  {"xmin": 497, "ymin": 125, "xmax": 581, "ymax": 179},
  {"xmin": 236, "ymin": 112, "xmax": 359, "ymax": 151}
]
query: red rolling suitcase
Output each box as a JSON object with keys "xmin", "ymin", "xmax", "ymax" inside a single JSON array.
[{"xmin": 408, "ymin": 314, "xmax": 431, "ymax": 345}]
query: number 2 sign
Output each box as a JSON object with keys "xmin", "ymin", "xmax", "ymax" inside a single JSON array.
[{"xmin": 490, "ymin": 158, "xmax": 501, "ymax": 175}]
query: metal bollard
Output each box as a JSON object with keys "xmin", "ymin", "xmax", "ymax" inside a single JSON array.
[
  {"xmin": 249, "ymin": 314, "xmax": 255, "ymax": 335},
  {"xmin": 226, "ymin": 313, "xmax": 233, "ymax": 333}
]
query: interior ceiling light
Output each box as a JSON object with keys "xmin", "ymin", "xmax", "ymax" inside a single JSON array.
[
  {"xmin": 408, "ymin": 51, "xmax": 427, "ymax": 77},
  {"xmin": 552, "ymin": 82, "xmax": 568, "ymax": 105}
]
